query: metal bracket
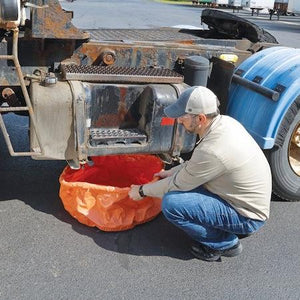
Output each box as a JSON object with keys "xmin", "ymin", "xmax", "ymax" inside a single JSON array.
[
  {"xmin": 68, "ymin": 80, "xmax": 88, "ymax": 165},
  {"xmin": 23, "ymin": 2, "xmax": 48, "ymax": 9},
  {"xmin": 169, "ymin": 83, "xmax": 196, "ymax": 157},
  {"xmin": 0, "ymin": 28, "xmax": 43, "ymax": 156}
]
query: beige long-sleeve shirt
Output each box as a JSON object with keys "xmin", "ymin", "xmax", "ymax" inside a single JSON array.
[{"xmin": 143, "ymin": 115, "xmax": 272, "ymax": 221}]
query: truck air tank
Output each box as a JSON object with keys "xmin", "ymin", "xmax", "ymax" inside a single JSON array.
[{"xmin": 183, "ymin": 56, "xmax": 210, "ymax": 87}]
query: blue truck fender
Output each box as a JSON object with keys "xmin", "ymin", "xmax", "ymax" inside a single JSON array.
[{"xmin": 227, "ymin": 46, "xmax": 300, "ymax": 150}]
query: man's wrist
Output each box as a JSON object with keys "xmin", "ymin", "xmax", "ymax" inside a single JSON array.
[{"xmin": 139, "ymin": 185, "xmax": 146, "ymax": 197}]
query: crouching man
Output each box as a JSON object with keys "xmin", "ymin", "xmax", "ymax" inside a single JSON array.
[{"xmin": 129, "ymin": 86, "xmax": 272, "ymax": 262}]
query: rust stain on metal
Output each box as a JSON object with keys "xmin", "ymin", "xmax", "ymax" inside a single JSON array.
[
  {"xmin": 96, "ymin": 114, "xmax": 120, "ymax": 127},
  {"xmin": 0, "ymin": 21, "xmax": 18, "ymax": 30},
  {"xmin": 78, "ymin": 37, "xmax": 252, "ymax": 70},
  {"xmin": 80, "ymin": 43, "xmax": 181, "ymax": 68},
  {"xmin": 100, "ymin": 50, "xmax": 116, "ymax": 65},
  {"xmin": 175, "ymin": 40, "xmax": 195, "ymax": 45},
  {"xmin": 118, "ymin": 87, "xmax": 128, "ymax": 123},
  {"xmin": 80, "ymin": 43, "xmax": 103, "ymax": 62},
  {"xmin": 31, "ymin": 1, "xmax": 89, "ymax": 39},
  {"xmin": 0, "ymin": 78, "xmax": 10, "ymax": 86}
]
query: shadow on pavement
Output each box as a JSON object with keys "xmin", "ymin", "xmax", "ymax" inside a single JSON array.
[{"xmin": 0, "ymin": 152, "xmax": 193, "ymax": 261}]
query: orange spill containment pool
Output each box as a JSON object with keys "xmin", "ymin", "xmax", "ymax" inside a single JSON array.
[{"xmin": 59, "ymin": 154, "xmax": 164, "ymax": 231}]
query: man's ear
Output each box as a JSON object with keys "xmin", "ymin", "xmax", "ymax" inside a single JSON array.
[{"xmin": 199, "ymin": 113, "xmax": 207, "ymax": 124}]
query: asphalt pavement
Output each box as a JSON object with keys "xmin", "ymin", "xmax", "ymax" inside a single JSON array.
[
  {"xmin": 1, "ymin": 1, "xmax": 300, "ymax": 299},
  {"xmin": 60, "ymin": 0, "xmax": 300, "ymax": 48}
]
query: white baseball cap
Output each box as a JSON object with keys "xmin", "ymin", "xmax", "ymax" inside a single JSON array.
[{"xmin": 164, "ymin": 86, "xmax": 219, "ymax": 118}]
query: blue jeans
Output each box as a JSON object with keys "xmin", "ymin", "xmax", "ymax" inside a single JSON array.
[{"xmin": 162, "ymin": 186, "xmax": 265, "ymax": 251}]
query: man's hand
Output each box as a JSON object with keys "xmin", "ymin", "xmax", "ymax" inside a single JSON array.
[
  {"xmin": 129, "ymin": 185, "xmax": 143, "ymax": 201},
  {"xmin": 154, "ymin": 169, "xmax": 173, "ymax": 179}
]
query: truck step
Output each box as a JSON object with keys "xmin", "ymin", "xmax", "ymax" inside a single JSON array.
[
  {"xmin": 89, "ymin": 128, "xmax": 147, "ymax": 146},
  {"xmin": 61, "ymin": 65, "xmax": 183, "ymax": 84}
]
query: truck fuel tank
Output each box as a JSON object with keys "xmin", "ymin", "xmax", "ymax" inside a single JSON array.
[{"xmin": 30, "ymin": 80, "xmax": 196, "ymax": 166}]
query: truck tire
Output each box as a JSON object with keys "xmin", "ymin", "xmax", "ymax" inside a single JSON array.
[{"xmin": 267, "ymin": 96, "xmax": 300, "ymax": 201}]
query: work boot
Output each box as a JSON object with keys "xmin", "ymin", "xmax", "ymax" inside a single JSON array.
[{"xmin": 190, "ymin": 241, "xmax": 243, "ymax": 262}]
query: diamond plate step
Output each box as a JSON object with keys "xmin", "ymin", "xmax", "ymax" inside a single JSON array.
[
  {"xmin": 87, "ymin": 29, "xmax": 201, "ymax": 42},
  {"xmin": 89, "ymin": 128, "xmax": 147, "ymax": 146},
  {"xmin": 61, "ymin": 65, "xmax": 183, "ymax": 83}
]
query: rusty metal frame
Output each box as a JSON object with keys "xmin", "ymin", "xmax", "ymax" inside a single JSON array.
[
  {"xmin": 0, "ymin": 28, "xmax": 43, "ymax": 156},
  {"xmin": 30, "ymin": 0, "xmax": 89, "ymax": 40}
]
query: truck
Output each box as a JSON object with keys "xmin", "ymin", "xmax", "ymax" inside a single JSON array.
[
  {"xmin": 242, "ymin": 0, "xmax": 275, "ymax": 15},
  {"xmin": 273, "ymin": 1, "xmax": 289, "ymax": 15},
  {"xmin": 0, "ymin": 0, "xmax": 299, "ymax": 201},
  {"xmin": 229, "ymin": 0, "xmax": 242, "ymax": 7},
  {"xmin": 212, "ymin": 0, "xmax": 229, "ymax": 6},
  {"xmin": 288, "ymin": 0, "xmax": 300, "ymax": 14},
  {"xmin": 247, "ymin": 0, "xmax": 275, "ymax": 8}
]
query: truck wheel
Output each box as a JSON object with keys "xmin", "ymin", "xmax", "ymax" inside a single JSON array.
[{"xmin": 267, "ymin": 96, "xmax": 300, "ymax": 201}]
